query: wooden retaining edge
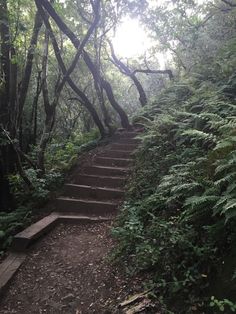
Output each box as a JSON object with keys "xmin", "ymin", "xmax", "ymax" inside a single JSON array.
[
  {"xmin": 11, "ymin": 212, "xmax": 60, "ymax": 252},
  {"xmin": 57, "ymin": 214, "xmax": 112, "ymax": 223},
  {"xmin": 0, "ymin": 212, "xmax": 112, "ymax": 296},
  {"xmin": 0, "ymin": 252, "xmax": 26, "ymax": 296}
]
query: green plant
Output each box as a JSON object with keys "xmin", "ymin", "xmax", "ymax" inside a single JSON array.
[
  {"xmin": 210, "ymin": 296, "xmax": 236, "ymax": 312},
  {"xmin": 113, "ymin": 77, "xmax": 236, "ymax": 312}
]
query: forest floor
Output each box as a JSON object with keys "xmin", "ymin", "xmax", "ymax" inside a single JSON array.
[{"xmin": 0, "ymin": 221, "xmax": 146, "ymax": 314}]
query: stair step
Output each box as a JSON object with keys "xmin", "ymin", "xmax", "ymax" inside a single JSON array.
[
  {"xmin": 55, "ymin": 198, "xmax": 118, "ymax": 215},
  {"xmin": 95, "ymin": 157, "xmax": 133, "ymax": 167},
  {"xmin": 110, "ymin": 143, "xmax": 138, "ymax": 151},
  {"xmin": 116, "ymin": 138, "xmax": 140, "ymax": 144},
  {"xmin": 57, "ymin": 213, "xmax": 112, "ymax": 222},
  {"xmin": 73, "ymin": 174, "xmax": 126, "ymax": 188},
  {"xmin": 117, "ymin": 131, "xmax": 139, "ymax": 138},
  {"xmin": 99, "ymin": 150, "xmax": 134, "ymax": 159},
  {"xmin": 63, "ymin": 184, "xmax": 124, "ymax": 200},
  {"xmin": 82, "ymin": 165, "xmax": 129, "ymax": 177}
]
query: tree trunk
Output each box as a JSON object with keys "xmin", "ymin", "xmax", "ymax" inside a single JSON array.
[
  {"xmin": 0, "ymin": 0, "xmax": 16, "ymax": 211},
  {"xmin": 130, "ymin": 74, "xmax": 147, "ymax": 107},
  {"xmin": 94, "ymin": 30, "xmax": 113, "ymax": 133},
  {"xmin": 37, "ymin": 29, "xmax": 55, "ymax": 172},
  {"xmin": 36, "ymin": 2, "xmax": 106, "ymax": 137},
  {"xmin": 101, "ymin": 79, "xmax": 130, "ymax": 129},
  {"xmin": 37, "ymin": 1, "xmax": 103, "ymax": 171},
  {"xmin": 28, "ymin": 70, "xmax": 42, "ymax": 148},
  {"xmin": 36, "ymin": 0, "xmax": 131, "ymax": 129},
  {"xmin": 17, "ymin": 11, "xmax": 43, "ymax": 129},
  {"xmin": 108, "ymin": 39, "xmax": 147, "ymax": 107}
]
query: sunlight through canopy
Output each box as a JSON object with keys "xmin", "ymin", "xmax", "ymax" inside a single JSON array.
[{"xmin": 112, "ymin": 18, "xmax": 152, "ymax": 58}]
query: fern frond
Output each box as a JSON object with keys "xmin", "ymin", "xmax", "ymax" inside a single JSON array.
[
  {"xmin": 226, "ymin": 183, "xmax": 236, "ymax": 194},
  {"xmin": 181, "ymin": 129, "xmax": 217, "ymax": 144},
  {"xmin": 170, "ymin": 182, "xmax": 202, "ymax": 195},
  {"xmin": 184, "ymin": 195, "xmax": 219, "ymax": 209},
  {"xmin": 214, "ymin": 172, "xmax": 236, "ymax": 187},
  {"xmin": 213, "ymin": 197, "xmax": 228, "ymax": 216}
]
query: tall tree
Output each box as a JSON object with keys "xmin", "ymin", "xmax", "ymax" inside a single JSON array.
[
  {"xmin": 35, "ymin": 1, "xmax": 106, "ymax": 138},
  {"xmin": 35, "ymin": 0, "xmax": 131, "ymax": 129},
  {"xmin": 36, "ymin": 0, "xmax": 103, "ymax": 171},
  {"xmin": 0, "ymin": 0, "xmax": 14, "ymax": 210}
]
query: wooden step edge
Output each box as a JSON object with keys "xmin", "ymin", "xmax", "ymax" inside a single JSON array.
[
  {"xmin": 96, "ymin": 157, "xmax": 133, "ymax": 162},
  {"xmin": 101, "ymin": 150, "xmax": 135, "ymax": 155},
  {"xmin": 0, "ymin": 252, "xmax": 26, "ymax": 296},
  {"xmin": 109, "ymin": 145, "xmax": 138, "ymax": 152},
  {"xmin": 81, "ymin": 168, "xmax": 130, "ymax": 178},
  {"xmin": 98, "ymin": 154, "xmax": 134, "ymax": 160},
  {"xmin": 56, "ymin": 197, "xmax": 118, "ymax": 206},
  {"xmin": 112, "ymin": 142, "xmax": 138, "ymax": 146},
  {"xmin": 75, "ymin": 174, "xmax": 127, "ymax": 180},
  {"xmin": 64, "ymin": 184, "xmax": 124, "ymax": 193},
  {"xmin": 83, "ymin": 165, "xmax": 131, "ymax": 171},
  {"xmin": 56, "ymin": 213, "xmax": 113, "ymax": 223},
  {"xmin": 11, "ymin": 213, "xmax": 59, "ymax": 252}
]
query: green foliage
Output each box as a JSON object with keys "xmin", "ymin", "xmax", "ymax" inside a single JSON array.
[
  {"xmin": 45, "ymin": 130, "xmax": 99, "ymax": 172},
  {"xmin": 210, "ymin": 296, "xmax": 236, "ymax": 312},
  {"xmin": 113, "ymin": 77, "xmax": 236, "ymax": 312},
  {"xmin": 0, "ymin": 206, "xmax": 31, "ymax": 253}
]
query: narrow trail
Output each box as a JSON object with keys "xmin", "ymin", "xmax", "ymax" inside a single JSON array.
[{"xmin": 0, "ymin": 131, "xmax": 143, "ymax": 314}]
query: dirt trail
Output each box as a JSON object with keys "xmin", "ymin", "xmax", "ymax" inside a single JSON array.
[{"xmin": 0, "ymin": 222, "xmax": 143, "ymax": 314}]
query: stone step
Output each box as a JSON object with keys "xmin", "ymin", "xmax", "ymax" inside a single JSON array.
[
  {"xmin": 110, "ymin": 143, "xmax": 138, "ymax": 151},
  {"xmin": 99, "ymin": 150, "xmax": 134, "ymax": 159},
  {"xmin": 116, "ymin": 138, "xmax": 140, "ymax": 144},
  {"xmin": 55, "ymin": 198, "xmax": 118, "ymax": 215},
  {"xmin": 117, "ymin": 131, "xmax": 139, "ymax": 138},
  {"xmin": 73, "ymin": 174, "xmax": 126, "ymax": 188},
  {"xmin": 82, "ymin": 165, "xmax": 130, "ymax": 177},
  {"xmin": 94, "ymin": 157, "xmax": 133, "ymax": 168},
  {"xmin": 63, "ymin": 184, "xmax": 124, "ymax": 200}
]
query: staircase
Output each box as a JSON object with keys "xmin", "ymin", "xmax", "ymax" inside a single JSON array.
[
  {"xmin": 0, "ymin": 130, "xmax": 141, "ymax": 295},
  {"xmin": 54, "ymin": 131, "xmax": 140, "ymax": 217}
]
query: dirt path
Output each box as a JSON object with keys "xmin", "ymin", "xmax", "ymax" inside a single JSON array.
[{"xmin": 0, "ymin": 222, "xmax": 144, "ymax": 314}]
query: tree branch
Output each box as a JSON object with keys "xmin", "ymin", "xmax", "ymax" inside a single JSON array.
[
  {"xmin": 35, "ymin": 0, "xmax": 106, "ymax": 136},
  {"xmin": 221, "ymin": 0, "xmax": 236, "ymax": 7},
  {"xmin": 132, "ymin": 69, "xmax": 174, "ymax": 80}
]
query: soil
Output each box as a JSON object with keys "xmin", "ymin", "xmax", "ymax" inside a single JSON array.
[{"xmin": 0, "ymin": 222, "xmax": 144, "ymax": 314}]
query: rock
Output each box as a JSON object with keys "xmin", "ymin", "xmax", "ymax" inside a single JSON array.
[{"xmin": 62, "ymin": 293, "xmax": 75, "ymax": 302}]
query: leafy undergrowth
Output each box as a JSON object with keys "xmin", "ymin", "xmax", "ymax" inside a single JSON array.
[
  {"xmin": 0, "ymin": 130, "xmax": 99, "ymax": 254},
  {"xmin": 112, "ymin": 77, "xmax": 236, "ymax": 313}
]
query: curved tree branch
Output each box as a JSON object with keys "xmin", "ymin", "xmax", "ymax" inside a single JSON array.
[
  {"xmin": 107, "ymin": 39, "xmax": 147, "ymax": 107},
  {"xmin": 132, "ymin": 69, "xmax": 174, "ymax": 80}
]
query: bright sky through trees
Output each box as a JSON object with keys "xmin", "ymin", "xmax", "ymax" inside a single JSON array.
[
  {"xmin": 112, "ymin": 17, "xmax": 168, "ymax": 68},
  {"xmin": 112, "ymin": 18, "xmax": 152, "ymax": 58}
]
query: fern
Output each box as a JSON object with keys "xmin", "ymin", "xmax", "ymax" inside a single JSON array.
[{"xmin": 181, "ymin": 129, "xmax": 217, "ymax": 145}]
